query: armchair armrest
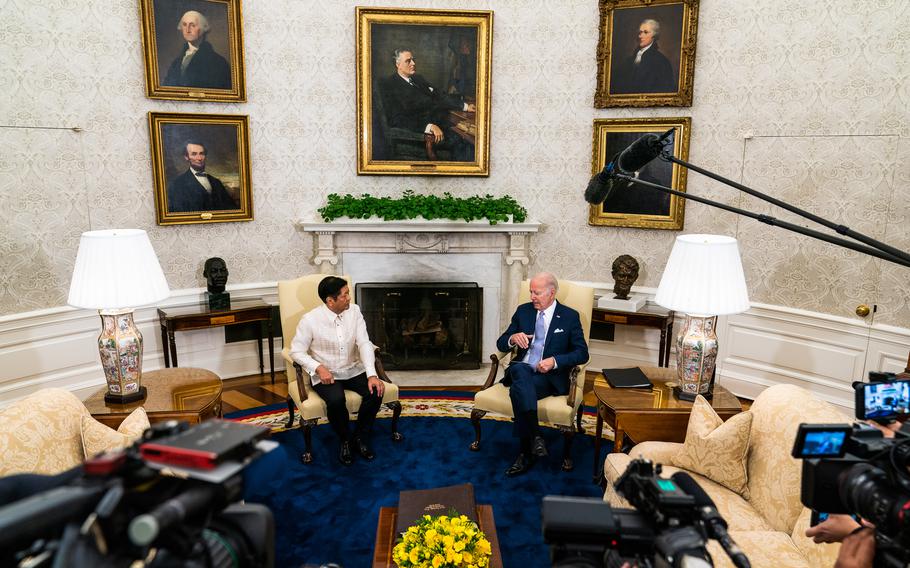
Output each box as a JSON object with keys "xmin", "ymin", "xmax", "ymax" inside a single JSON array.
[
  {"xmin": 374, "ymin": 347, "xmax": 396, "ymax": 384},
  {"xmin": 282, "ymin": 347, "xmax": 309, "ymax": 402},
  {"xmin": 566, "ymin": 366, "xmax": 581, "ymax": 408},
  {"xmin": 482, "ymin": 352, "xmax": 511, "ymax": 389},
  {"xmin": 292, "ymin": 362, "xmax": 309, "ymax": 402}
]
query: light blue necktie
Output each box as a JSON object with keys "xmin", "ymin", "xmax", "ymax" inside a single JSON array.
[{"xmin": 526, "ymin": 311, "xmax": 547, "ymax": 367}]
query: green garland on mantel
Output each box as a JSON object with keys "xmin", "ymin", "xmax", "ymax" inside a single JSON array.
[{"xmin": 318, "ymin": 190, "xmax": 528, "ymax": 225}]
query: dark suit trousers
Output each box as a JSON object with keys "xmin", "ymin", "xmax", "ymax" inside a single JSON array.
[
  {"xmin": 312, "ymin": 373, "xmax": 382, "ymax": 442},
  {"xmin": 507, "ymin": 363, "xmax": 566, "ymax": 445}
]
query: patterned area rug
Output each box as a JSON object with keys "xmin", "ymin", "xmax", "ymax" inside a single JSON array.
[{"xmin": 225, "ymin": 389, "xmax": 614, "ymax": 440}]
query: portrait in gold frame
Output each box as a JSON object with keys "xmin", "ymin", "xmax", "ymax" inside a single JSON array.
[
  {"xmin": 139, "ymin": 0, "xmax": 246, "ymax": 102},
  {"xmin": 588, "ymin": 117, "xmax": 691, "ymax": 230},
  {"xmin": 594, "ymin": 0, "xmax": 699, "ymax": 108},
  {"xmin": 149, "ymin": 112, "xmax": 253, "ymax": 225},
  {"xmin": 356, "ymin": 7, "xmax": 493, "ymax": 176}
]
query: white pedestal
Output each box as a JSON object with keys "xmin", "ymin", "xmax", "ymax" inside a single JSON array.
[{"xmin": 597, "ymin": 293, "xmax": 648, "ymax": 312}]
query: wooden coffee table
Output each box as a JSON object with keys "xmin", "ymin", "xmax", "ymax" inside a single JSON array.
[
  {"xmin": 592, "ymin": 366, "xmax": 742, "ymax": 483},
  {"xmin": 84, "ymin": 367, "xmax": 223, "ymax": 429},
  {"xmin": 373, "ymin": 505, "xmax": 502, "ymax": 568}
]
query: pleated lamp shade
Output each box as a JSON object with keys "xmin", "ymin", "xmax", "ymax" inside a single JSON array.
[
  {"xmin": 654, "ymin": 234, "xmax": 750, "ymax": 316},
  {"xmin": 68, "ymin": 229, "xmax": 170, "ymax": 310}
]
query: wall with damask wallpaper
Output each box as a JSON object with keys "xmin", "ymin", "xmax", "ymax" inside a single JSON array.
[{"xmin": 0, "ymin": 0, "xmax": 908, "ymax": 328}]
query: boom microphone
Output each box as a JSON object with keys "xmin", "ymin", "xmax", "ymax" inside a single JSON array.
[
  {"xmin": 671, "ymin": 472, "xmax": 751, "ymax": 568},
  {"xmin": 583, "ymin": 128, "xmax": 675, "ymax": 205}
]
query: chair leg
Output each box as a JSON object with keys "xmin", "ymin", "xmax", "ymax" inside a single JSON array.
[
  {"xmin": 561, "ymin": 426, "xmax": 575, "ymax": 472},
  {"xmin": 387, "ymin": 401, "xmax": 404, "ymax": 442},
  {"xmin": 285, "ymin": 396, "xmax": 296, "ymax": 429},
  {"xmin": 301, "ymin": 419, "xmax": 317, "ymax": 464},
  {"xmin": 469, "ymin": 409, "xmax": 487, "ymax": 451},
  {"xmin": 576, "ymin": 405, "xmax": 584, "ymax": 434}
]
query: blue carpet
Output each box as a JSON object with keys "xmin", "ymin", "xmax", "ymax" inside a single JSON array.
[{"xmin": 244, "ymin": 415, "xmax": 609, "ymax": 568}]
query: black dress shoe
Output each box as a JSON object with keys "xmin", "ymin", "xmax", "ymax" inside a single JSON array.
[
  {"xmin": 353, "ymin": 436, "xmax": 375, "ymax": 461},
  {"xmin": 339, "ymin": 441, "xmax": 353, "ymax": 466},
  {"xmin": 505, "ymin": 453, "xmax": 535, "ymax": 477},
  {"xmin": 532, "ymin": 436, "xmax": 548, "ymax": 457}
]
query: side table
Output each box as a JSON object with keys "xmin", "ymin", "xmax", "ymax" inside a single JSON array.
[
  {"xmin": 84, "ymin": 367, "xmax": 223, "ymax": 429},
  {"xmin": 592, "ymin": 304, "xmax": 675, "ymax": 367},
  {"xmin": 158, "ymin": 298, "xmax": 275, "ymax": 384},
  {"xmin": 592, "ymin": 366, "xmax": 742, "ymax": 484}
]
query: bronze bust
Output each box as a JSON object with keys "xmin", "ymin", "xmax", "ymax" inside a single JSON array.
[
  {"xmin": 611, "ymin": 255, "xmax": 640, "ymax": 300},
  {"xmin": 203, "ymin": 257, "xmax": 230, "ymax": 309}
]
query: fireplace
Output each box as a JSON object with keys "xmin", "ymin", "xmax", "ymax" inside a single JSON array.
[{"xmin": 357, "ymin": 283, "xmax": 482, "ymax": 370}]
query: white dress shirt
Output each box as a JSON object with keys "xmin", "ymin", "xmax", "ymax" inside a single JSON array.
[
  {"xmin": 507, "ymin": 301, "xmax": 559, "ymax": 368},
  {"xmin": 190, "ymin": 168, "xmax": 213, "ymax": 192},
  {"xmin": 634, "ymin": 42, "xmax": 653, "ymax": 65},
  {"xmin": 289, "ymin": 303, "xmax": 377, "ymax": 386}
]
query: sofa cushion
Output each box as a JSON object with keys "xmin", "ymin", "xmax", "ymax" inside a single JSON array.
[
  {"xmin": 0, "ymin": 388, "xmax": 91, "ymax": 476},
  {"xmin": 604, "ymin": 452, "xmax": 772, "ymax": 532},
  {"xmin": 81, "ymin": 407, "xmax": 150, "ymax": 458},
  {"xmin": 707, "ymin": 531, "xmax": 810, "ymax": 568},
  {"xmin": 671, "ymin": 395, "xmax": 753, "ymax": 497}
]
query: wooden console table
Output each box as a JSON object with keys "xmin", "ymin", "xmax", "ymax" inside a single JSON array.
[
  {"xmin": 84, "ymin": 367, "xmax": 223, "ymax": 429},
  {"xmin": 158, "ymin": 299, "xmax": 275, "ymax": 384},
  {"xmin": 592, "ymin": 304, "xmax": 675, "ymax": 367}
]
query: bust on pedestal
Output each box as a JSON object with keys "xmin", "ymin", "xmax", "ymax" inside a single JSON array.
[
  {"xmin": 598, "ymin": 255, "xmax": 646, "ymax": 311},
  {"xmin": 204, "ymin": 257, "xmax": 230, "ymax": 310}
]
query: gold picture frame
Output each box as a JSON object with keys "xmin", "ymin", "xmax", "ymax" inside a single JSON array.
[
  {"xmin": 356, "ymin": 7, "xmax": 493, "ymax": 176},
  {"xmin": 140, "ymin": 0, "xmax": 246, "ymax": 102},
  {"xmin": 149, "ymin": 112, "xmax": 253, "ymax": 225},
  {"xmin": 588, "ymin": 117, "xmax": 691, "ymax": 230},
  {"xmin": 594, "ymin": 0, "xmax": 699, "ymax": 108}
]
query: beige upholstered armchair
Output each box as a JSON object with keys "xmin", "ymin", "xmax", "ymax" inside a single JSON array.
[
  {"xmin": 278, "ymin": 274, "xmax": 402, "ymax": 464},
  {"xmin": 469, "ymin": 279, "xmax": 594, "ymax": 471}
]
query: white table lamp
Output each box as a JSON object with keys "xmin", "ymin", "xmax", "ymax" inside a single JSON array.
[
  {"xmin": 68, "ymin": 229, "xmax": 170, "ymax": 404},
  {"xmin": 654, "ymin": 234, "xmax": 750, "ymax": 401}
]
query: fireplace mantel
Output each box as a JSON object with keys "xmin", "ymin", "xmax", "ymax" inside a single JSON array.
[
  {"xmin": 294, "ymin": 218, "xmax": 543, "ymax": 347},
  {"xmin": 297, "ymin": 219, "xmax": 541, "ymax": 233}
]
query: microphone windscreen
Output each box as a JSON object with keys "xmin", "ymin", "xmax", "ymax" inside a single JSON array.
[
  {"xmin": 617, "ymin": 133, "xmax": 661, "ymax": 174},
  {"xmin": 671, "ymin": 471, "xmax": 716, "ymax": 508},
  {"xmin": 584, "ymin": 171, "xmax": 614, "ymax": 205}
]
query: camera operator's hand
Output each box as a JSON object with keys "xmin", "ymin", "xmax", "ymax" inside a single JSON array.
[
  {"xmin": 316, "ymin": 365, "xmax": 334, "ymax": 385},
  {"xmin": 805, "ymin": 514, "xmax": 862, "ymax": 543},
  {"xmin": 834, "ymin": 526, "xmax": 875, "ymax": 568},
  {"xmin": 864, "ymin": 419, "xmax": 903, "ymax": 438}
]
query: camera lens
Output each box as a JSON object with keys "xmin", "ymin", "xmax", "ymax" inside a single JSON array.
[{"xmin": 839, "ymin": 463, "xmax": 910, "ymax": 538}]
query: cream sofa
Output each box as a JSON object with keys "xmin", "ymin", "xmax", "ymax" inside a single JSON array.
[
  {"xmin": 0, "ymin": 388, "xmax": 147, "ymax": 477},
  {"xmin": 603, "ymin": 384, "xmax": 848, "ymax": 568}
]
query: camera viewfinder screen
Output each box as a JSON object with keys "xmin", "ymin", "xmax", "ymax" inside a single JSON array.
[
  {"xmin": 801, "ymin": 430, "xmax": 847, "ymax": 457},
  {"xmin": 865, "ymin": 381, "xmax": 910, "ymax": 419}
]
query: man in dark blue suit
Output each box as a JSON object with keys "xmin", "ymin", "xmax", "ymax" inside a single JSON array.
[{"xmin": 496, "ymin": 273, "xmax": 589, "ymax": 476}]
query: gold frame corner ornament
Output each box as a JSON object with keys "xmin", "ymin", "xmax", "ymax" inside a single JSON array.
[
  {"xmin": 594, "ymin": 0, "xmax": 699, "ymax": 108},
  {"xmin": 355, "ymin": 7, "xmax": 493, "ymax": 176},
  {"xmin": 139, "ymin": 0, "xmax": 247, "ymax": 102},
  {"xmin": 148, "ymin": 111, "xmax": 253, "ymax": 226},
  {"xmin": 588, "ymin": 117, "xmax": 691, "ymax": 230}
]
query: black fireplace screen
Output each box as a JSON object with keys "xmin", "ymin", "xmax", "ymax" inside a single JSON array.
[{"xmin": 356, "ymin": 282, "xmax": 482, "ymax": 370}]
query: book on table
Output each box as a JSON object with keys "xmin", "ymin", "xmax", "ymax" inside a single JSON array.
[
  {"xmin": 602, "ymin": 367, "xmax": 653, "ymax": 389},
  {"xmin": 396, "ymin": 483, "xmax": 477, "ymax": 536}
]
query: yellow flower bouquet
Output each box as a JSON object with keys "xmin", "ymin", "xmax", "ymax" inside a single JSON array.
[{"xmin": 392, "ymin": 513, "xmax": 492, "ymax": 568}]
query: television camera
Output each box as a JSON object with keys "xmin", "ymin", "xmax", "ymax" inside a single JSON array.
[
  {"xmin": 794, "ymin": 372, "xmax": 910, "ymax": 568},
  {"xmin": 0, "ymin": 419, "xmax": 275, "ymax": 568},
  {"xmin": 542, "ymin": 459, "xmax": 750, "ymax": 568}
]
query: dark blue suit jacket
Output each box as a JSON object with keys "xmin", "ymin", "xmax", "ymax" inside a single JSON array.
[{"xmin": 496, "ymin": 301, "xmax": 589, "ymax": 391}]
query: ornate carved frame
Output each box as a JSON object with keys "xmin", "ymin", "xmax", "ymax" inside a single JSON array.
[{"xmin": 594, "ymin": 0, "xmax": 700, "ymax": 108}]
